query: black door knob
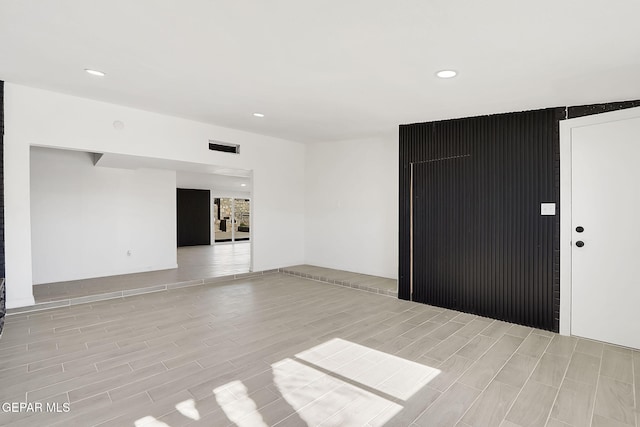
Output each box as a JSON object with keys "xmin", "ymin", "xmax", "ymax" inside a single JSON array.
[
  {"xmin": 576, "ymin": 241, "xmax": 585, "ymax": 247},
  {"xmin": 576, "ymin": 226, "xmax": 584, "ymax": 233}
]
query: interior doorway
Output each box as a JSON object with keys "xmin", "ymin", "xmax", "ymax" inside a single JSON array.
[
  {"xmin": 214, "ymin": 197, "xmax": 251, "ymax": 243},
  {"xmin": 175, "ymin": 170, "xmax": 252, "ymax": 277}
]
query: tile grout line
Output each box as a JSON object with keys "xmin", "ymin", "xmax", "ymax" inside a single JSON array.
[
  {"xmin": 362, "ymin": 401, "xmax": 398, "ymax": 427},
  {"xmin": 409, "ymin": 322, "xmax": 527, "ymax": 425},
  {"xmin": 421, "ymin": 319, "xmax": 498, "ymax": 373},
  {"xmin": 279, "ymin": 269, "xmax": 397, "ymax": 298},
  {"xmin": 542, "ymin": 338, "xmax": 578, "ymax": 427},
  {"xmin": 271, "ymin": 374, "xmax": 345, "ymax": 427},
  {"xmin": 410, "ymin": 318, "xmax": 482, "ymax": 366},
  {"xmin": 588, "ymin": 343, "xmax": 605, "ymax": 427},
  {"xmin": 455, "ymin": 328, "xmax": 543, "ymax": 426},
  {"xmin": 396, "ymin": 314, "xmax": 455, "ymax": 355},
  {"xmin": 632, "ymin": 352, "xmax": 638, "ymax": 427}
]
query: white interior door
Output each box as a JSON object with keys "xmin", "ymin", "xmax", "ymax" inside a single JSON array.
[{"xmin": 571, "ymin": 117, "xmax": 640, "ymax": 349}]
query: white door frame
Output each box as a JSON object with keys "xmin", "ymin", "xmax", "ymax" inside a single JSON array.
[{"xmin": 559, "ymin": 106, "xmax": 640, "ymax": 335}]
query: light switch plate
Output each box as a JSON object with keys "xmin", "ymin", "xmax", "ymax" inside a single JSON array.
[{"xmin": 541, "ymin": 203, "xmax": 556, "ymax": 216}]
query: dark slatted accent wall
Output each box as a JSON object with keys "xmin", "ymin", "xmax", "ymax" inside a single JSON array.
[
  {"xmin": 0, "ymin": 80, "xmax": 4, "ymax": 279},
  {"xmin": 412, "ymin": 156, "xmax": 474, "ymax": 310},
  {"xmin": 568, "ymin": 100, "xmax": 640, "ymax": 119},
  {"xmin": 1, "ymin": 80, "xmax": 5, "ymax": 336},
  {"xmin": 400, "ymin": 108, "xmax": 562, "ymax": 331}
]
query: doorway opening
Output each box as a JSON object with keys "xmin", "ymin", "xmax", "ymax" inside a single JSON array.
[
  {"xmin": 176, "ymin": 170, "xmax": 252, "ymax": 277},
  {"xmin": 28, "ymin": 148, "xmax": 254, "ymax": 304},
  {"xmin": 214, "ymin": 198, "xmax": 251, "ymax": 243}
]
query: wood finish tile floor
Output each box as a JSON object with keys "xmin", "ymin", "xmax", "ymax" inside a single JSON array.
[
  {"xmin": 281, "ymin": 265, "xmax": 397, "ymax": 296},
  {"xmin": 1, "ymin": 273, "xmax": 638, "ymax": 426},
  {"xmin": 33, "ymin": 243, "xmax": 251, "ymax": 303}
]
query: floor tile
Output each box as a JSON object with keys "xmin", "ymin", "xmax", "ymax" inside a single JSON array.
[
  {"xmin": 481, "ymin": 321, "xmax": 514, "ymax": 339},
  {"xmin": 565, "ymin": 351, "xmax": 601, "ymax": 385},
  {"xmin": 429, "ymin": 321, "xmax": 465, "ymax": 341},
  {"xmin": 575, "ymin": 338, "xmax": 604, "ymax": 358},
  {"xmin": 546, "ymin": 335, "xmax": 577, "ymax": 357},
  {"xmin": 593, "ymin": 376, "xmax": 635, "ymax": 426},
  {"xmin": 425, "ymin": 335, "xmax": 470, "ymax": 363},
  {"xmin": 461, "ymin": 380, "xmax": 520, "ymax": 427},
  {"xmin": 1, "ymin": 271, "xmax": 637, "ymax": 427},
  {"xmin": 530, "ymin": 353, "xmax": 570, "ymax": 388},
  {"xmin": 550, "ymin": 378, "xmax": 596, "ymax": 426},
  {"xmin": 456, "ymin": 335, "xmax": 497, "ymax": 360},
  {"xmin": 545, "ymin": 418, "xmax": 572, "ymax": 427},
  {"xmin": 413, "ymin": 382, "xmax": 480, "ymax": 427},
  {"xmin": 517, "ymin": 334, "xmax": 552, "ymax": 359},
  {"xmin": 367, "ymin": 384, "xmax": 441, "ymax": 427},
  {"xmin": 506, "ymin": 324, "xmax": 532, "ymax": 339},
  {"xmin": 505, "ymin": 380, "xmax": 557, "ymax": 427},
  {"xmin": 455, "ymin": 319, "xmax": 493, "ymax": 340},
  {"xmin": 495, "ymin": 353, "xmax": 539, "ymax": 389},
  {"xmin": 591, "ymin": 413, "xmax": 635, "ymax": 427},
  {"xmin": 429, "ymin": 355, "xmax": 475, "ymax": 392},
  {"xmin": 458, "ymin": 335, "xmax": 523, "ymax": 390},
  {"xmin": 600, "ymin": 348, "xmax": 634, "ymax": 384}
]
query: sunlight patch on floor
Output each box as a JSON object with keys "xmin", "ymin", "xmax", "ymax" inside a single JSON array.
[
  {"xmin": 296, "ymin": 338, "xmax": 441, "ymax": 401},
  {"xmin": 175, "ymin": 398, "xmax": 200, "ymax": 421},
  {"xmin": 134, "ymin": 415, "xmax": 170, "ymax": 427},
  {"xmin": 272, "ymin": 357, "xmax": 403, "ymax": 426},
  {"xmin": 214, "ymin": 380, "xmax": 268, "ymax": 427},
  {"xmin": 135, "ymin": 338, "xmax": 440, "ymax": 426}
]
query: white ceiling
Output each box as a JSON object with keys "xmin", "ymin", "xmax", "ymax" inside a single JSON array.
[{"xmin": 1, "ymin": 1, "xmax": 639, "ymax": 143}]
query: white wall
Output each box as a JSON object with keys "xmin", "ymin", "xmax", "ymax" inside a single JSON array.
[
  {"xmin": 4, "ymin": 83, "xmax": 305, "ymax": 308},
  {"xmin": 304, "ymin": 136, "xmax": 398, "ymax": 279},
  {"xmin": 30, "ymin": 147, "xmax": 177, "ymax": 284}
]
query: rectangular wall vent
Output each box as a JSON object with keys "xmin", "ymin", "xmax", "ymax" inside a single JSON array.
[{"xmin": 209, "ymin": 140, "xmax": 240, "ymax": 154}]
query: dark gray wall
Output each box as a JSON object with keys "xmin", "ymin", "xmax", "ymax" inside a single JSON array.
[
  {"xmin": 1, "ymin": 80, "xmax": 4, "ymax": 278},
  {"xmin": 1, "ymin": 81, "xmax": 5, "ymax": 336},
  {"xmin": 400, "ymin": 108, "xmax": 561, "ymax": 331}
]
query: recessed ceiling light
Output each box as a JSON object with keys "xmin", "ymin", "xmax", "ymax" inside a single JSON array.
[
  {"xmin": 252, "ymin": 112, "xmax": 265, "ymax": 118},
  {"xmin": 85, "ymin": 68, "xmax": 106, "ymax": 77},
  {"xmin": 240, "ymin": 183, "xmax": 247, "ymax": 187},
  {"xmin": 436, "ymin": 70, "xmax": 457, "ymax": 79}
]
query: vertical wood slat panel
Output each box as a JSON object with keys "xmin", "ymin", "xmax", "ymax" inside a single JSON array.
[
  {"xmin": 413, "ymin": 156, "xmax": 473, "ymax": 311},
  {"xmin": 0, "ymin": 80, "xmax": 4, "ymax": 280},
  {"xmin": 399, "ymin": 108, "xmax": 559, "ymax": 331},
  {"xmin": 0, "ymin": 80, "xmax": 5, "ymax": 336}
]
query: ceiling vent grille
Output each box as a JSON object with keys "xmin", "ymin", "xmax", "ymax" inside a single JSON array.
[{"xmin": 209, "ymin": 140, "xmax": 240, "ymax": 154}]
